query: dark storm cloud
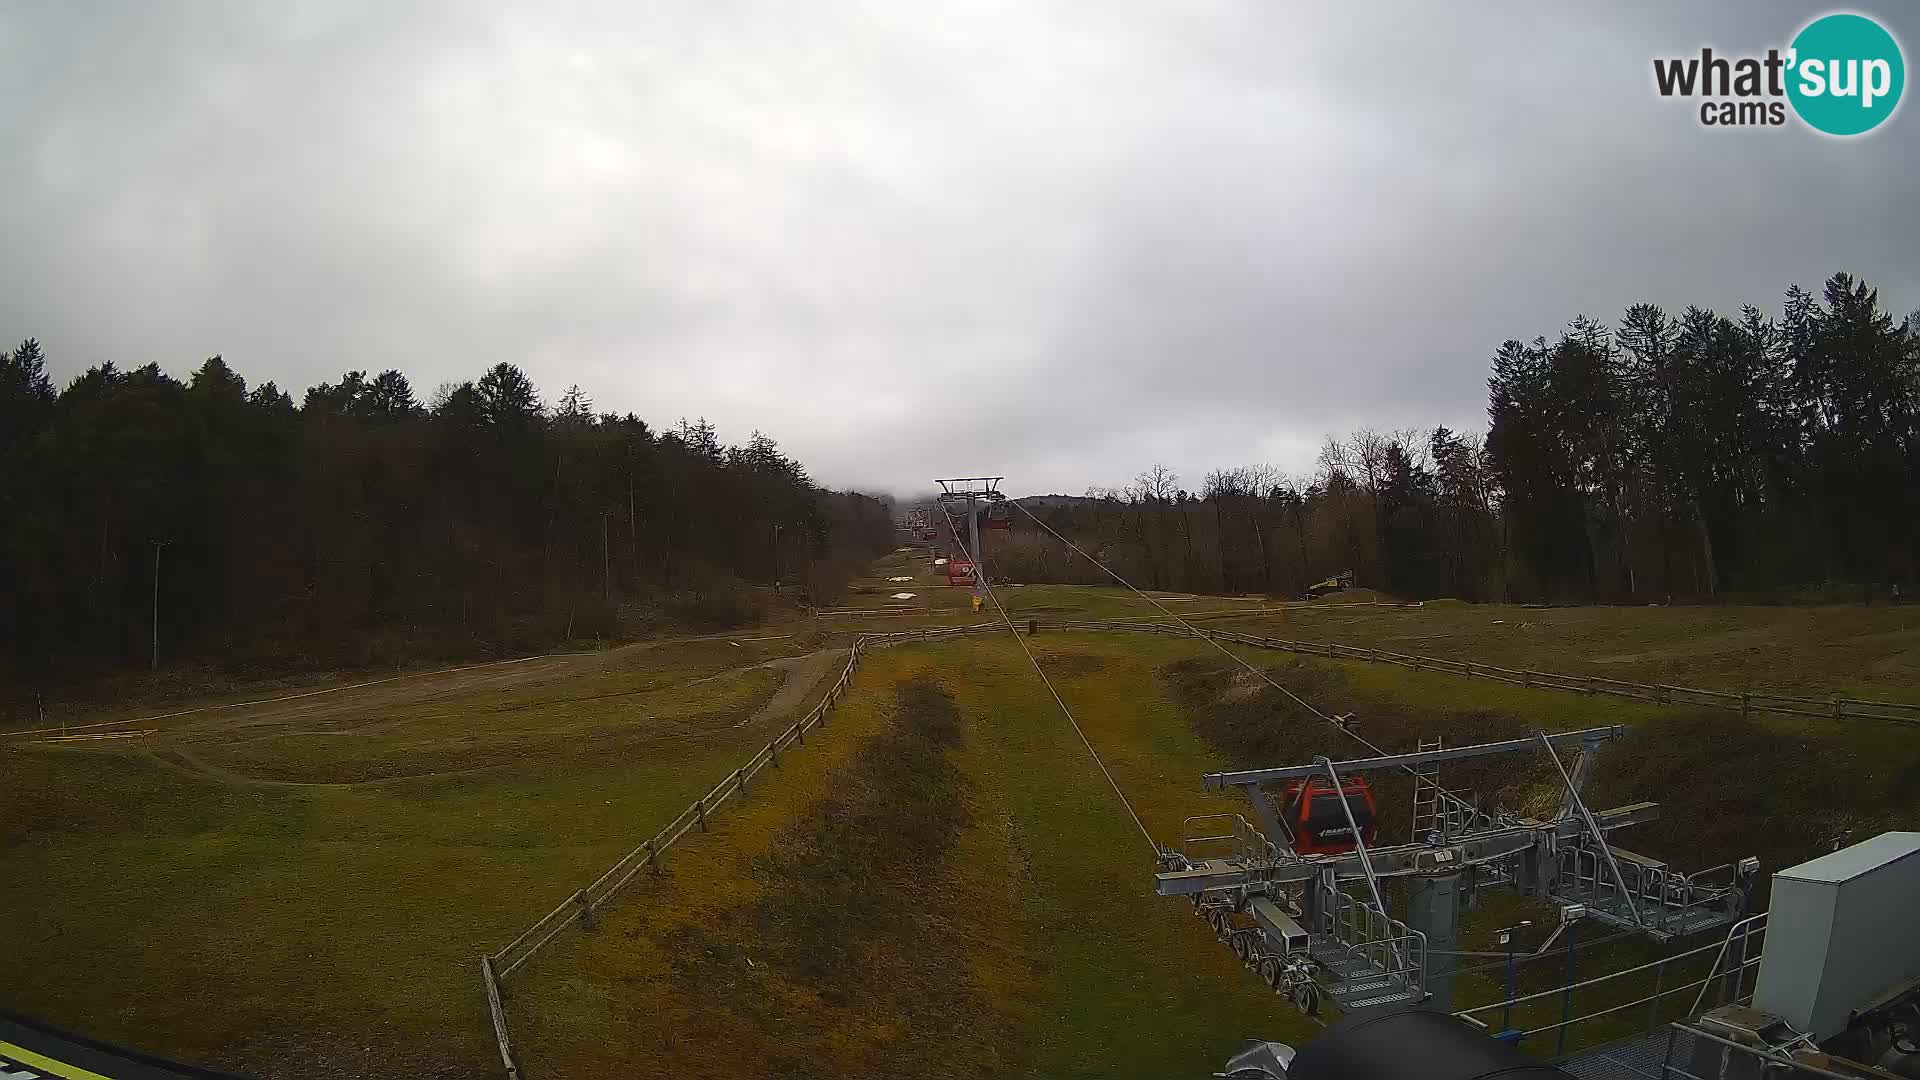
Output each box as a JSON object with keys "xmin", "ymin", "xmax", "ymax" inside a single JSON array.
[{"xmin": 2, "ymin": 2, "xmax": 1914, "ymax": 495}]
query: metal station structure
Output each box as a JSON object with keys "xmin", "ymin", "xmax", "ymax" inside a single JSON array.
[
  {"xmin": 902, "ymin": 507, "xmax": 931, "ymax": 538},
  {"xmin": 1154, "ymin": 726, "xmax": 1762, "ymax": 1016},
  {"xmin": 920, "ymin": 474, "xmax": 1918, "ymax": 1079},
  {"xmin": 934, "ymin": 477, "xmax": 1011, "ymax": 589}
]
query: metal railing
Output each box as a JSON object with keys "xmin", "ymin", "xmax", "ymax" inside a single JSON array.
[
  {"xmin": 1319, "ymin": 879, "xmax": 1427, "ymax": 1004},
  {"xmin": 1555, "ymin": 843, "xmax": 1744, "ymax": 935},
  {"xmin": 1455, "ymin": 918, "xmax": 1766, "ymax": 1054},
  {"xmin": 1690, "ymin": 913, "xmax": 1767, "ymax": 1014},
  {"xmin": 1180, "ymin": 813, "xmax": 1288, "ymax": 867},
  {"xmin": 1654, "ymin": 1021, "xmax": 1885, "ymax": 1080},
  {"xmin": 1178, "ymin": 814, "xmax": 1243, "ymax": 862},
  {"xmin": 1319, "ymin": 933, "xmax": 1430, "ymax": 1006}
]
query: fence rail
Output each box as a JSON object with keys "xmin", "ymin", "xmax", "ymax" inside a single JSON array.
[
  {"xmin": 475, "ymin": 615, "xmax": 1915, "ymax": 1077},
  {"xmin": 1059, "ymin": 621, "xmax": 1920, "ymax": 728},
  {"xmin": 1020, "ymin": 622, "xmax": 1920, "ymax": 728},
  {"xmin": 479, "ymin": 623, "xmax": 1003, "ymax": 1076}
]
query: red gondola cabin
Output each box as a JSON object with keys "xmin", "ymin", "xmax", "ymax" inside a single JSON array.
[
  {"xmin": 946, "ymin": 559, "xmax": 976, "ymax": 587},
  {"xmin": 1279, "ymin": 776, "xmax": 1378, "ymax": 855}
]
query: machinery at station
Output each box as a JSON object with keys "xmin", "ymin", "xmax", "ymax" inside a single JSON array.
[
  {"xmin": 922, "ymin": 470, "xmax": 1914, "ymax": 1080},
  {"xmin": 1214, "ymin": 832, "xmax": 1920, "ymax": 1080},
  {"xmin": 983, "ymin": 492, "xmax": 1013, "ymax": 530},
  {"xmin": 1275, "ymin": 774, "xmax": 1379, "ymax": 856},
  {"xmin": 1156, "ymin": 727, "xmax": 1762, "ymax": 1017},
  {"xmin": 903, "ymin": 506, "xmax": 934, "ymax": 540},
  {"xmin": 934, "ymin": 477, "xmax": 1006, "ymax": 594},
  {"xmin": 1222, "ymin": 1007, "xmax": 1579, "ymax": 1080}
]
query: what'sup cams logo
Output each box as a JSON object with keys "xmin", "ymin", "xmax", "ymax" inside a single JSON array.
[{"xmin": 1654, "ymin": 12, "xmax": 1904, "ymax": 135}]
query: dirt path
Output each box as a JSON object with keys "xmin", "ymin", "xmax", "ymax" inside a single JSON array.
[
  {"xmin": 688, "ymin": 647, "xmax": 850, "ymax": 728},
  {"xmin": 111, "ymin": 644, "xmax": 848, "ymax": 790},
  {"xmin": 735, "ymin": 648, "xmax": 848, "ymax": 729},
  {"xmin": 142, "ymin": 746, "xmax": 510, "ymax": 789},
  {"xmin": 10, "ymin": 631, "xmax": 806, "ymax": 745}
]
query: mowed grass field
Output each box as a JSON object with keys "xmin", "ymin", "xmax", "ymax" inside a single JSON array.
[
  {"xmin": 1, "ymin": 634, "xmax": 852, "ymax": 1078},
  {"xmin": 1215, "ymin": 596, "xmax": 1920, "ymax": 700},
  {"xmin": 513, "ymin": 634, "xmax": 1305, "ymax": 1080},
  {"xmin": 508, "ymin": 622, "xmax": 1920, "ymax": 1078},
  {"xmin": 845, "ymin": 547, "xmax": 1920, "ymax": 698},
  {"xmin": 6, "ymin": 547, "xmax": 1920, "ymax": 1078}
]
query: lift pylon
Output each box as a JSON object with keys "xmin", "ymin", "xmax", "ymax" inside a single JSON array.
[
  {"xmin": 934, "ymin": 477, "xmax": 1004, "ymax": 592},
  {"xmin": 1158, "ymin": 727, "xmax": 1759, "ymax": 1018}
]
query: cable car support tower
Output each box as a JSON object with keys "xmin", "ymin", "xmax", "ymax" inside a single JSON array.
[
  {"xmin": 1158, "ymin": 729, "xmax": 1759, "ymax": 1017},
  {"xmin": 934, "ymin": 477, "xmax": 1009, "ymax": 593},
  {"xmin": 980, "ymin": 489, "xmax": 1763, "ymax": 1023}
]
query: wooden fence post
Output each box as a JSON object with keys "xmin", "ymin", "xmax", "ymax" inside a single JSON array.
[
  {"xmin": 1523, "ymin": 670, "xmax": 1533, "ymax": 689},
  {"xmin": 481, "ymin": 955, "xmax": 521, "ymax": 1080},
  {"xmin": 695, "ymin": 798, "xmax": 708, "ymax": 832},
  {"xmin": 647, "ymin": 839, "xmax": 662, "ymax": 875},
  {"xmin": 736, "ymin": 766, "xmax": 749, "ymax": 799},
  {"xmin": 1833, "ymin": 697, "xmax": 1843, "ymax": 721},
  {"xmin": 1741, "ymin": 691, "xmax": 1750, "ymax": 719},
  {"xmin": 575, "ymin": 889, "xmax": 597, "ymax": 931}
]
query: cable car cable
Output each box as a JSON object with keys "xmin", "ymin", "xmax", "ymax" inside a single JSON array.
[
  {"xmin": 1011, "ymin": 499, "xmax": 1478, "ymax": 807},
  {"xmin": 936, "ymin": 502, "xmax": 1159, "ymax": 854}
]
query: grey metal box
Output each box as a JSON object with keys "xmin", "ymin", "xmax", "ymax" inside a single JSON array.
[{"xmin": 1752, "ymin": 831, "xmax": 1920, "ymax": 1040}]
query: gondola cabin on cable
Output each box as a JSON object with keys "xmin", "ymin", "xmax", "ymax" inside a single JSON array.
[
  {"xmin": 1278, "ymin": 776, "xmax": 1378, "ymax": 855},
  {"xmin": 946, "ymin": 558, "xmax": 976, "ymax": 587},
  {"xmin": 984, "ymin": 498, "xmax": 1013, "ymax": 530}
]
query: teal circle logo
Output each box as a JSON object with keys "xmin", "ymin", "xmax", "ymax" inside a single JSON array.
[{"xmin": 1787, "ymin": 13, "xmax": 1905, "ymax": 136}]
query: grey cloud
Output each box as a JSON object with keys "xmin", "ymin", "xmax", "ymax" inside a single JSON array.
[{"xmin": 2, "ymin": 1, "xmax": 1913, "ymax": 496}]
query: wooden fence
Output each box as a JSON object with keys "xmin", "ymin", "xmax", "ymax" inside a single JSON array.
[
  {"xmin": 479, "ymin": 624, "xmax": 1002, "ymax": 1079},
  {"xmin": 478, "ymin": 617, "xmax": 1918, "ymax": 1077},
  {"xmin": 1055, "ymin": 621, "xmax": 1920, "ymax": 728}
]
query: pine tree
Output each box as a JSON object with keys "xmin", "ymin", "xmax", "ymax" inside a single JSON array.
[
  {"xmin": 0, "ymin": 338, "xmax": 56, "ymax": 451},
  {"xmin": 364, "ymin": 370, "xmax": 420, "ymax": 418},
  {"xmin": 477, "ymin": 363, "xmax": 542, "ymax": 427}
]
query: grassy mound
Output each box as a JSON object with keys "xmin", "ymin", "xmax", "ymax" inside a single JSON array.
[
  {"xmin": 1158, "ymin": 651, "xmax": 1920, "ymax": 899},
  {"xmin": 654, "ymin": 678, "xmax": 1017, "ymax": 1078},
  {"xmin": 515, "ymin": 663, "xmax": 1032, "ymax": 1080}
]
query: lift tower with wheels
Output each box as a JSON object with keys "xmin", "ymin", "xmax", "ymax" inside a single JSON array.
[
  {"xmin": 1157, "ymin": 728, "xmax": 1760, "ymax": 1016},
  {"xmin": 935, "ymin": 477, "xmax": 1005, "ymax": 597}
]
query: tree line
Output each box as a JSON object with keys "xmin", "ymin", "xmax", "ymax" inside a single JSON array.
[
  {"xmin": 1001, "ymin": 272, "xmax": 1918, "ymax": 603},
  {"xmin": 0, "ymin": 348, "xmax": 894, "ymax": 680}
]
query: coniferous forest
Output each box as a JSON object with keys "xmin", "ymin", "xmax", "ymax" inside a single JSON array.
[
  {"xmin": 5, "ymin": 271, "xmax": 1915, "ymax": 681},
  {"xmin": 1003, "ymin": 272, "xmax": 1920, "ymax": 604},
  {"xmin": 0, "ymin": 351, "xmax": 894, "ymax": 681}
]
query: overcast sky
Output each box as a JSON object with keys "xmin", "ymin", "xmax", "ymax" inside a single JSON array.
[{"xmin": 2, "ymin": 3, "xmax": 1913, "ymax": 496}]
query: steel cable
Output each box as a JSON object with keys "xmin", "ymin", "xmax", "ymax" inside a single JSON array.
[{"xmin": 937, "ymin": 501, "xmax": 1158, "ymax": 853}]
